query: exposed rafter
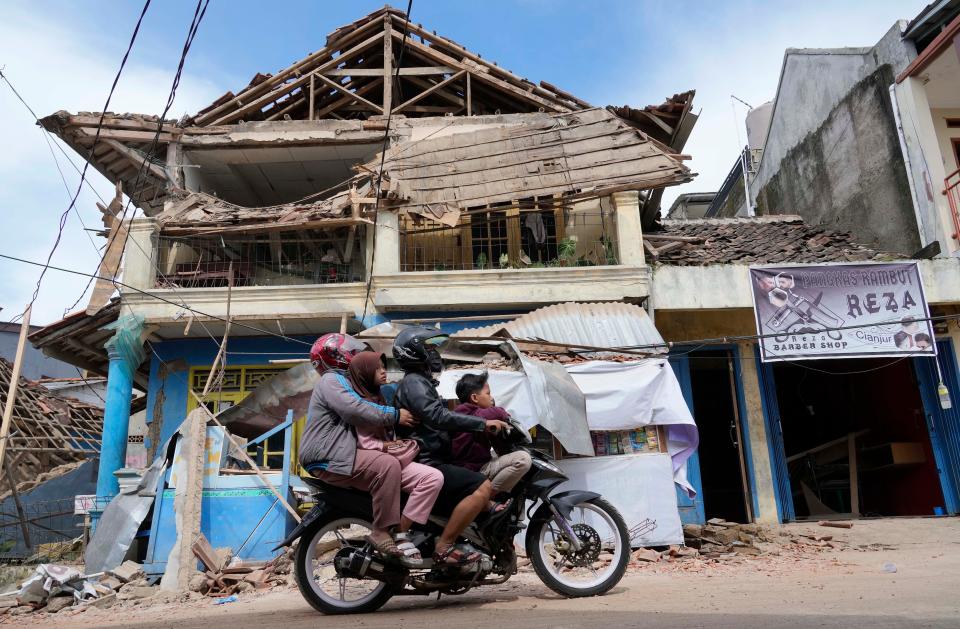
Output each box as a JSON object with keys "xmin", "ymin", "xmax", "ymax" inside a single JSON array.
[{"xmin": 188, "ymin": 7, "xmax": 588, "ymax": 126}]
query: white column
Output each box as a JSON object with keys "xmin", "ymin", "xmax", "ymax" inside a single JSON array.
[
  {"xmin": 737, "ymin": 342, "xmax": 781, "ymax": 525},
  {"xmin": 611, "ymin": 190, "xmax": 646, "ymax": 266},
  {"xmin": 370, "ymin": 210, "xmax": 400, "ymax": 276},
  {"xmin": 124, "ymin": 217, "xmax": 159, "ymax": 290},
  {"xmin": 895, "ymin": 78, "xmax": 958, "ymax": 256}
]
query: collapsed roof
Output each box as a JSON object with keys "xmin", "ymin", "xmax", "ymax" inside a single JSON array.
[
  {"xmin": 0, "ymin": 359, "xmax": 104, "ymax": 481},
  {"xmin": 649, "ymin": 216, "xmax": 892, "ymax": 266},
  {"xmin": 39, "ymin": 7, "xmax": 696, "ymax": 224}
]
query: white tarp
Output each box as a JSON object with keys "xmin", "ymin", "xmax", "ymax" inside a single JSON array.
[
  {"xmin": 438, "ymin": 357, "xmax": 699, "ymax": 496},
  {"xmin": 556, "ymin": 453, "xmax": 683, "ymax": 546}
]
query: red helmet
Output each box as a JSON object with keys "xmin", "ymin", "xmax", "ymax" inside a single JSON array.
[{"xmin": 310, "ymin": 333, "xmax": 368, "ymax": 372}]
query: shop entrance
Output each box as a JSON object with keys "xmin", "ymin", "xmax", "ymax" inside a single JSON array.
[
  {"xmin": 770, "ymin": 358, "xmax": 946, "ymax": 519},
  {"xmin": 688, "ymin": 350, "xmax": 752, "ymax": 523}
]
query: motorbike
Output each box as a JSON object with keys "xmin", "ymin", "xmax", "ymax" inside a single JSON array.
[{"xmin": 276, "ymin": 418, "xmax": 631, "ymax": 615}]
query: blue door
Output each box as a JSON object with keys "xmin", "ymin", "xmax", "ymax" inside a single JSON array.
[
  {"xmin": 753, "ymin": 346, "xmax": 795, "ymax": 522},
  {"xmin": 914, "ymin": 341, "xmax": 960, "ymax": 515},
  {"xmin": 669, "ymin": 353, "xmax": 706, "ymax": 524}
]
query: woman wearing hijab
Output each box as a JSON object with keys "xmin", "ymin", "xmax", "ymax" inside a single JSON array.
[{"xmin": 348, "ymin": 351, "xmax": 443, "ymax": 564}]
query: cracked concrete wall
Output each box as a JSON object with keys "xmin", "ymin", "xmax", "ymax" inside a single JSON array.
[{"xmin": 755, "ymin": 65, "xmax": 919, "ymax": 254}]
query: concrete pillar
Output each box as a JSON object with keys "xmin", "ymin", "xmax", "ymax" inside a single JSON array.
[
  {"xmin": 611, "ymin": 191, "xmax": 645, "ymax": 266},
  {"xmin": 125, "ymin": 218, "xmax": 159, "ymax": 290},
  {"xmin": 97, "ymin": 314, "xmax": 146, "ymax": 497},
  {"xmin": 894, "ymin": 78, "xmax": 958, "ymax": 256},
  {"xmin": 737, "ymin": 342, "xmax": 781, "ymax": 525},
  {"xmin": 370, "ymin": 210, "xmax": 400, "ymax": 276}
]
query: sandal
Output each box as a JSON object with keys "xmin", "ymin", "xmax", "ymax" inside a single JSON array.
[
  {"xmin": 433, "ymin": 542, "xmax": 482, "ymax": 566},
  {"xmin": 486, "ymin": 498, "xmax": 513, "ymax": 514},
  {"xmin": 394, "ymin": 532, "xmax": 426, "ymax": 568},
  {"xmin": 365, "ymin": 534, "xmax": 404, "ymax": 561}
]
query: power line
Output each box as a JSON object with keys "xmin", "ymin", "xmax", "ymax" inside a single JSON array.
[
  {"xmin": 3, "ymin": 250, "xmax": 959, "ymax": 357},
  {"xmin": 362, "ymin": 0, "xmax": 414, "ymax": 324},
  {"xmin": 0, "ymin": 251, "xmax": 312, "ymax": 346},
  {"xmin": 2, "ymin": 0, "xmax": 153, "ymax": 323},
  {"xmin": 64, "ymin": 0, "xmax": 210, "ymax": 317}
]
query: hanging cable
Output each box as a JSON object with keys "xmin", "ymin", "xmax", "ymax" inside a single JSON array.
[
  {"xmin": 1, "ymin": 0, "xmax": 152, "ymax": 323},
  {"xmin": 361, "ymin": 0, "xmax": 414, "ymax": 324},
  {"xmin": 63, "ymin": 0, "xmax": 211, "ymax": 316}
]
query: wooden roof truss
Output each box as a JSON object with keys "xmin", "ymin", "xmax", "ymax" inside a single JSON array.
[
  {"xmin": 0, "ymin": 359, "xmax": 104, "ymax": 479},
  {"xmin": 190, "ymin": 7, "xmax": 590, "ymax": 126}
]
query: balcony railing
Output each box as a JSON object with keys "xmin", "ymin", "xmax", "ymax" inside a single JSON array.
[
  {"xmin": 945, "ymin": 167, "xmax": 960, "ymax": 242},
  {"xmin": 154, "ymin": 233, "xmax": 364, "ymax": 288}
]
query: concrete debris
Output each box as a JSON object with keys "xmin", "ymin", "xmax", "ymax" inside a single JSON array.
[
  {"xmin": 108, "ymin": 560, "xmax": 145, "ymax": 583},
  {"xmin": 631, "ymin": 548, "xmax": 661, "ymax": 563},
  {"xmin": 117, "ymin": 586, "xmax": 157, "ymax": 601},
  {"xmin": 45, "ymin": 596, "xmax": 75, "ymax": 613},
  {"xmin": 627, "ymin": 520, "xmax": 880, "ymax": 574},
  {"xmin": 190, "ymin": 536, "xmax": 290, "ymax": 597},
  {"xmin": 98, "ymin": 575, "xmax": 123, "ymax": 591},
  {"xmin": 818, "ymin": 520, "xmax": 855, "ymax": 529}
]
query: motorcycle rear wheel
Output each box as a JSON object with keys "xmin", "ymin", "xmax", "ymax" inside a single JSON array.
[
  {"xmin": 525, "ymin": 496, "xmax": 630, "ymax": 598},
  {"xmin": 294, "ymin": 516, "xmax": 394, "ymax": 615}
]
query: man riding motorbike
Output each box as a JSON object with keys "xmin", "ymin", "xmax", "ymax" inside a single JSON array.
[
  {"xmin": 298, "ymin": 333, "xmax": 430, "ymax": 565},
  {"xmin": 392, "ymin": 327, "xmax": 510, "ymax": 566}
]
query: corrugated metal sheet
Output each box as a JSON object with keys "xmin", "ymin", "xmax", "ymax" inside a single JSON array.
[{"xmin": 451, "ymin": 302, "xmax": 666, "ymax": 355}]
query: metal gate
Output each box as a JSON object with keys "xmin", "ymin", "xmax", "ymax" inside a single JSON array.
[{"xmin": 914, "ymin": 340, "xmax": 960, "ymax": 514}]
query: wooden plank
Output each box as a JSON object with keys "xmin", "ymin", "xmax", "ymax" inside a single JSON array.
[
  {"xmin": 161, "ymin": 217, "xmax": 370, "ymax": 237},
  {"xmin": 210, "ymin": 30, "xmax": 386, "ymax": 125},
  {"xmin": 314, "ymin": 79, "xmax": 383, "ymax": 119},
  {"xmin": 466, "ymin": 72, "xmax": 472, "ymax": 116},
  {"xmin": 324, "ymin": 66, "xmax": 457, "ymax": 77},
  {"xmin": 383, "ymin": 17, "xmax": 393, "ymax": 115},
  {"xmin": 312, "ymin": 74, "xmax": 384, "ymax": 115},
  {"xmin": 76, "ymin": 127, "xmax": 177, "ymax": 144},
  {"xmin": 0, "ymin": 305, "xmax": 31, "ymax": 471},
  {"xmin": 393, "ymin": 70, "xmax": 467, "ymax": 114},
  {"xmin": 308, "ymin": 74, "xmax": 315, "ymax": 121},
  {"xmin": 102, "ymin": 138, "xmax": 170, "ymax": 181},
  {"xmin": 389, "ymin": 31, "xmax": 567, "ymax": 113},
  {"xmin": 506, "ymin": 205, "xmax": 521, "ymax": 265},
  {"xmin": 848, "ymin": 433, "xmax": 860, "ymax": 517},
  {"xmin": 193, "ymin": 13, "xmax": 384, "ymax": 125}
]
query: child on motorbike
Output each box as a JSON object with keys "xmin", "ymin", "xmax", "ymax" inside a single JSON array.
[
  {"xmin": 392, "ymin": 327, "xmax": 510, "ymax": 566},
  {"xmin": 452, "ymin": 372, "xmax": 532, "ymax": 511}
]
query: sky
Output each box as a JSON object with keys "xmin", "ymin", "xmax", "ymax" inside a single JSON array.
[{"xmin": 0, "ymin": 0, "xmax": 931, "ymax": 325}]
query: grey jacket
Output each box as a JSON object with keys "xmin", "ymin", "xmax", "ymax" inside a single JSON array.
[{"xmin": 298, "ymin": 371, "xmax": 399, "ymax": 476}]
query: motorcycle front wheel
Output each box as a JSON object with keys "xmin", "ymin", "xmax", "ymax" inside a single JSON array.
[
  {"xmin": 294, "ymin": 516, "xmax": 394, "ymax": 615},
  {"xmin": 525, "ymin": 496, "xmax": 630, "ymax": 598}
]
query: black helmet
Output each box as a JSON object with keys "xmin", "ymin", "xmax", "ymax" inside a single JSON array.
[{"xmin": 393, "ymin": 326, "xmax": 448, "ymax": 373}]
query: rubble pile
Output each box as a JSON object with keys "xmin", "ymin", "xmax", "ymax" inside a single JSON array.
[
  {"xmin": 628, "ymin": 518, "xmax": 863, "ymax": 572},
  {"xmin": 0, "ymin": 548, "xmax": 296, "ymax": 619},
  {"xmin": 189, "ymin": 536, "xmax": 293, "ymax": 596}
]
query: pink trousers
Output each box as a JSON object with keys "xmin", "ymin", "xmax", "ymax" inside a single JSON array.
[{"xmin": 313, "ymin": 449, "xmax": 442, "ymax": 529}]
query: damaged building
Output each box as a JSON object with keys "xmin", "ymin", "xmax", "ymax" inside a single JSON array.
[
  {"xmin": 30, "ymin": 6, "xmax": 706, "ymax": 571},
  {"xmin": 28, "ymin": 7, "xmax": 960, "ymax": 581}
]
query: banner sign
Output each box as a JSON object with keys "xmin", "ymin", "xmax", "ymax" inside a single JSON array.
[{"xmin": 749, "ymin": 262, "xmax": 935, "ymax": 362}]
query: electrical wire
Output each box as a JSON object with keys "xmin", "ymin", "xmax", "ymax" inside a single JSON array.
[
  {"xmin": 64, "ymin": 0, "xmax": 210, "ymax": 316},
  {"xmin": 361, "ymin": 0, "xmax": 414, "ymax": 324},
  {"xmin": 1, "ymin": 0, "xmax": 152, "ymax": 323},
  {"xmin": 5, "ymin": 250, "xmax": 960, "ymax": 359},
  {"xmin": 0, "ymin": 251, "xmax": 312, "ymax": 345}
]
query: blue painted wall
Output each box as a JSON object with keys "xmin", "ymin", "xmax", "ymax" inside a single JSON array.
[{"xmin": 145, "ymin": 335, "xmax": 314, "ymax": 453}]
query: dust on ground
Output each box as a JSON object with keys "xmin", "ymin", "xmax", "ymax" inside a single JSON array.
[{"xmin": 8, "ymin": 517, "xmax": 960, "ymax": 628}]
